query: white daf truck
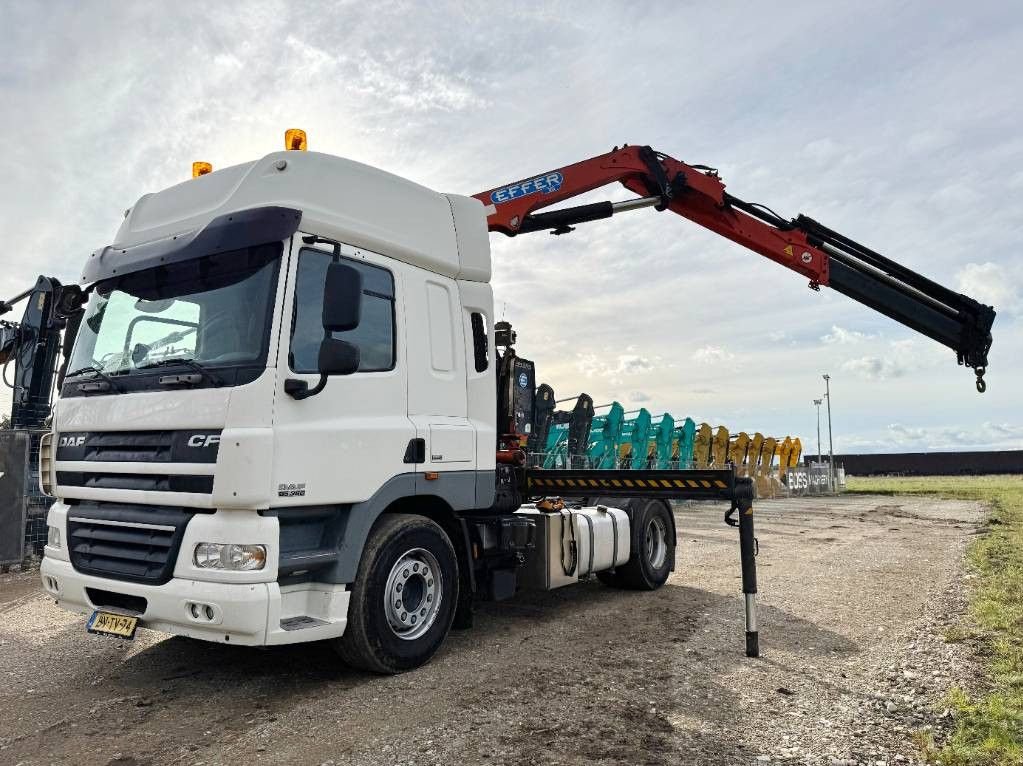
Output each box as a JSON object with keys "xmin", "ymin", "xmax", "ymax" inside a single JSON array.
[{"xmin": 38, "ymin": 132, "xmax": 995, "ymax": 672}]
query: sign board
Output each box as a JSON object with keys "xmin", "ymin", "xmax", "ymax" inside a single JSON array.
[
  {"xmin": 786, "ymin": 465, "xmax": 833, "ymax": 496},
  {"xmin": 0, "ymin": 430, "xmax": 29, "ymax": 565}
]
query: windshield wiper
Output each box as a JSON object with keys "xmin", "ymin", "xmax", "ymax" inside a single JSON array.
[
  {"xmin": 65, "ymin": 365, "xmax": 124, "ymax": 394},
  {"xmin": 136, "ymin": 357, "xmax": 222, "ymax": 387}
]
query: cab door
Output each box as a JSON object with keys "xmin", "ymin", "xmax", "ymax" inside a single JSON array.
[
  {"xmin": 271, "ymin": 238, "xmax": 413, "ymax": 506},
  {"xmin": 404, "ymin": 272, "xmax": 475, "ymax": 471}
]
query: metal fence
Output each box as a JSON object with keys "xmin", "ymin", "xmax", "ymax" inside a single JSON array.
[
  {"xmin": 0, "ymin": 427, "xmax": 50, "ymax": 564},
  {"xmin": 24, "ymin": 428, "xmax": 50, "ymax": 553}
]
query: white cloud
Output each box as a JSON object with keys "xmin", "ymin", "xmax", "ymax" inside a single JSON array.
[
  {"xmin": 575, "ymin": 352, "xmax": 655, "ymax": 382},
  {"xmin": 821, "ymin": 325, "xmax": 876, "ymax": 345},
  {"xmin": 617, "ymin": 355, "xmax": 653, "ymax": 374},
  {"xmin": 878, "ymin": 421, "xmax": 1023, "ymax": 451},
  {"xmin": 841, "ymin": 355, "xmax": 907, "ymax": 380},
  {"xmin": 692, "ymin": 346, "xmax": 736, "ymax": 366},
  {"xmin": 929, "ymin": 183, "xmax": 982, "ymax": 209},
  {"xmin": 803, "ymin": 137, "xmax": 841, "ymax": 162},
  {"xmin": 905, "ymin": 129, "xmax": 953, "ymax": 154},
  {"xmin": 956, "ymin": 261, "xmax": 1021, "ymax": 314}
]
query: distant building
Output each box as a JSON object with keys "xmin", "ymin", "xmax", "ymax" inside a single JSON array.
[{"xmin": 805, "ymin": 450, "xmax": 1023, "ymax": 476}]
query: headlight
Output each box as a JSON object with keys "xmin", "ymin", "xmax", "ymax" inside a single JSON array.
[
  {"xmin": 194, "ymin": 543, "xmax": 266, "ymax": 571},
  {"xmin": 47, "ymin": 525, "xmax": 61, "ymax": 548}
]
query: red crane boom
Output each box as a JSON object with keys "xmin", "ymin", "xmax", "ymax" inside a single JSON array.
[{"xmin": 474, "ymin": 144, "xmax": 995, "ymax": 392}]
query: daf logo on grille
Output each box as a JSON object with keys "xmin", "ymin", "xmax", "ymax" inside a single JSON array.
[
  {"xmin": 187, "ymin": 434, "xmax": 221, "ymax": 448},
  {"xmin": 58, "ymin": 436, "xmax": 86, "ymax": 448}
]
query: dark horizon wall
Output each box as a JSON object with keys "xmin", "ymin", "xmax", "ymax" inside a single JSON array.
[{"xmin": 804, "ymin": 450, "xmax": 1023, "ymax": 476}]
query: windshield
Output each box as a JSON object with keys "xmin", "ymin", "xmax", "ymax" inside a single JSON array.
[{"xmin": 69, "ymin": 242, "xmax": 282, "ymax": 378}]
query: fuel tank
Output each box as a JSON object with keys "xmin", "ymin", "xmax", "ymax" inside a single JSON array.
[{"xmin": 515, "ymin": 504, "xmax": 630, "ymax": 589}]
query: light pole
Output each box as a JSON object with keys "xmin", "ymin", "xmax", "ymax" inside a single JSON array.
[
  {"xmin": 823, "ymin": 374, "xmax": 835, "ymax": 491},
  {"xmin": 813, "ymin": 398, "xmax": 823, "ymax": 467}
]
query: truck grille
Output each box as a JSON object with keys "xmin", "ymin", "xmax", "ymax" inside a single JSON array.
[
  {"xmin": 54, "ymin": 429, "xmax": 220, "ymax": 500},
  {"xmin": 55, "ymin": 430, "xmax": 221, "ymax": 464},
  {"xmin": 67, "ymin": 503, "xmax": 196, "ymax": 584},
  {"xmin": 57, "ymin": 472, "xmax": 214, "ymax": 493}
]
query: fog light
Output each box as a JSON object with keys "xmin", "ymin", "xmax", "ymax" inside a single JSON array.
[
  {"xmin": 194, "ymin": 543, "xmax": 266, "ymax": 571},
  {"xmin": 47, "ymin": 525, "xmax": 60, "ymax": 548}
]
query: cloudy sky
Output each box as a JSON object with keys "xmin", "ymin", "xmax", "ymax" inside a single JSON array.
[{"xmin": 2, "ymin": 1, "xmax": 1021, "ymax": 453}]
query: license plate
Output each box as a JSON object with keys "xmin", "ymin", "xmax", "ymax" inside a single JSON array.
[{"xmin": 87, "ymin": 610, "xmax": 139, "ymax": 639}]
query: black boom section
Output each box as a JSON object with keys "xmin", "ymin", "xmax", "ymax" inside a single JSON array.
[
  {"xmin": 525, "ymin": 468, "xmax": 738, "ymax": 501},
  {"xmin": 795, "ymin": 214, "xmax": 995, "ymax": 385},
  {"xmin": 827, "ymin": 259, "xmax": 994, "ymax": 371}
]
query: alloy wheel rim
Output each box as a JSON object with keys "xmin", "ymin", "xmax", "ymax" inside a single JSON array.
[
  {"xmin": 645, "ymin": 516, "xmax": 668, "ymax": 569},
  {"xmin": 383, "ymin": 547, "xmax": 442, "ymax": 641}
]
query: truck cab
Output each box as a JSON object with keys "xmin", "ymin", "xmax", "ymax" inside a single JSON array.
[
  {"xmin": 40, "ymin": 142, "xmax": 675, "ymax": 673},
  {"xmin": 40, "ymin": 148, "xmax": 506, "ymax": 664}
]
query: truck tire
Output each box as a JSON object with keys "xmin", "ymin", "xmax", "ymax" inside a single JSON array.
[
  {"xmin": 598, "ymin": 498, "xmax": 675, "ymax": 590},
  {"xmin": 334, "ymin": 513, "xmax": 458, "ymax": 674}
]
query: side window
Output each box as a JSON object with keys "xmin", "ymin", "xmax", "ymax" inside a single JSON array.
[
  {"xmin": 470, "ymin": 312, "xmax": 488, "ymax": 372},
  {"xmin": 290, "ymin": 248, "xmax": 395, "ymax": 373}
]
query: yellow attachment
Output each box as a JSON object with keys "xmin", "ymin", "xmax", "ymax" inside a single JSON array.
[
  {"xmin": 748, "ymin": 432, "xmax": 763, "ymax": 458},
  {"xmin": 761, "ymin": 437, "xmax": 778, "ymax": 472},
  {"xmin": 777, "ymin": 437, "xmax": 793, "ymax": 481},
  {"xmin": 789, "ymin": 437, "xmax": 803, "ymax": 468},
  {"xmin": 192, "ymin": 161, "xmax": 212, "ymax": 178},
  {"xmin": 285, "ymin": 128, "xmax": 308, "ymax": 151},
  {"xmin": 693, "ymin": 423, "xmax": 712, "ymax": 468},
  {"xmin": 711, "ymin": 426, "xmax": 730, "ymax": 467},
  {"xmin": 729, "ymin": 432, "xmax": 750, "ymax": 469}
]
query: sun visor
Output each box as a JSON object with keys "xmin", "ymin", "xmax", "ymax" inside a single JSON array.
[{"xmin": 81, "ymin": 206, "xmax": 302, "ymax": 285}]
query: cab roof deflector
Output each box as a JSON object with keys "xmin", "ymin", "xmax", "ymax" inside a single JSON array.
[{"xmin": 81, "ymin": 206, "xmax": 302, "ymax": 285}]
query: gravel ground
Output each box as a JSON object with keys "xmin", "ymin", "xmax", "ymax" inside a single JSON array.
[{"xmin": 0, "ymin": 494, "xmax": 986, "ymax": 766}]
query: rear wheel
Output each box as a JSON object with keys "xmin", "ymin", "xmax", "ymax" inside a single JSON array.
[
  {"xmin": 334, "ymin": 513, "xmax": 457, "ymax": 674},
  {"xmin": 597, "ymin": 498, "xmax": 675, "ymax": 590}
]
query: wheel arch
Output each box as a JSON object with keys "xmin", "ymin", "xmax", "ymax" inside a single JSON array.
[{"xmin": 373, "ymin": 493, "xmax": 477, "ymax": 628}]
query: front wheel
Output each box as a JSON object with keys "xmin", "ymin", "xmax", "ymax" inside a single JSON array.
[{"xmin": 334, "ymin": 513, "xmax": 458, "ymax": 674}]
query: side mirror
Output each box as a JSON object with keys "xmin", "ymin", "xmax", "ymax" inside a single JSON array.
[
  {"xmin": 318, "ymin": 337, "xmax": 359, "ymax": 376},
  {"xmin": 323, "ymin": 262, "xmax": 362, "ymax": 332},
  {"xmin": 55, "ymin": 284, "xmax": 87, "ymax": 319},
  {"xmin": 284, "ymin": 263, "xmax": 363, "ymax": 400}
]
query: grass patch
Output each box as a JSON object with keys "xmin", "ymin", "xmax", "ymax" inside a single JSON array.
[{"xmin": 847, "ymin": 475, "xmax": 1023, "ymax": 765}]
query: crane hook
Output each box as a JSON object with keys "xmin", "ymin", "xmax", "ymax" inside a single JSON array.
[{"xmin": 975, "ymin": 367, "xmax": 987, "ymax": 393}]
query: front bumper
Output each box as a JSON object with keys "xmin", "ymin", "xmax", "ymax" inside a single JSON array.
[
  {"xmin": 41, "ymin": 556, "xmax": 273, "ymax": 645},
  {"xmin": 41, "ymin": 501, "xmax": 351, "ymax": 646},
  {"xmin": 41, "ymin": 557, "xmax": 351, "ymax": 646}
]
